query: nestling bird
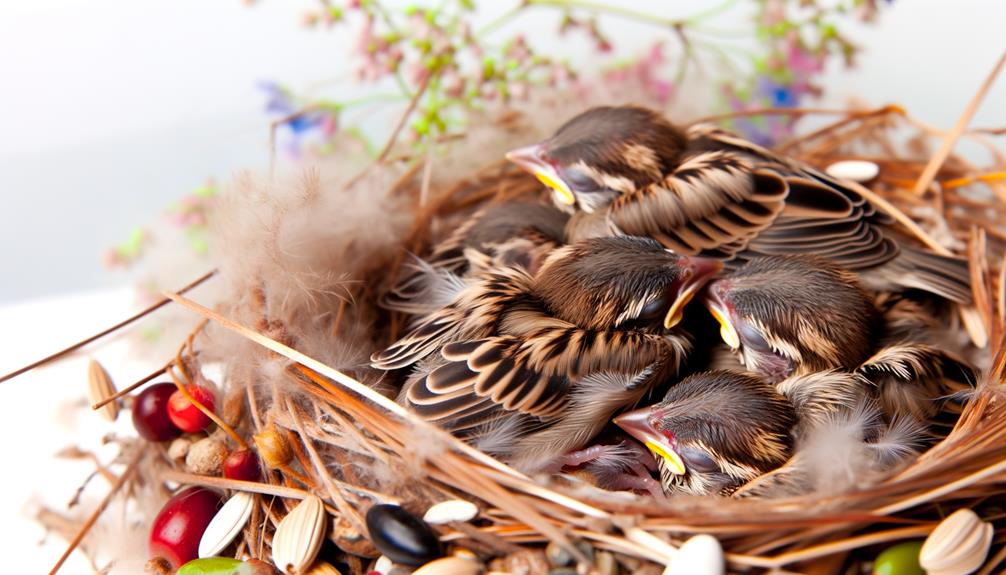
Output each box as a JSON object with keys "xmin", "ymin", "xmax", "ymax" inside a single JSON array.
[
  {"xmin": 506, "ymin": 105, "xmax": 972, "ymax": 304},
  {"xmin": 382, "ymin": 201, "xmax": 569, "ymax": 315},
  {"xmin": 614, "ymin": 369, "xmax": 906, "ymax": 497},
  {"xmin": 371, "ymin": 236, "xmax": 721, "ymax": 471},
  {"xmin": 702, "ymin": 254, "xmax": 975, "ymax": 421}
]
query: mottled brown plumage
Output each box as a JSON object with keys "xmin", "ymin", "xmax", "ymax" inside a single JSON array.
[
  {"xmin": 614, "ymin": 370, "xmax": 800, "ymax": 496},
  {"xmin": 615, "ymin": 369, "xmax": 881, "ymax": 497},
  {"xmin": 703, "ymin": 254, "xmax": 975, "ymax": 421},
  {"xmin": 382, "ymin": 201, "xmax": 569, "ymax": 315},
  {"xmin": 507, "ymin": 105, "xmax": 972, "ymax": 303},
  {"xmin": 371, "ymin": 236, "xmax": 720, "ymax": 471},
  {"xmin": 704, "ymin": 254, "xmax": 880, "ymax": 382}
]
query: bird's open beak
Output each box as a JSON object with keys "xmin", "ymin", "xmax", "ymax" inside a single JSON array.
[
  {"xmin": 703, "ymin": 282, "xmax": 741, "ymax": 349},
  {"xmin": 505, "ymin": 144, "xmax": 576, "ymax": 206},
  {"xmin": 664, "ymin": 256, "xmax": 724, "ymax": 329},
  {"xmin": 613, "ymin": 409, "xmax": 686, "ymax": 476}
]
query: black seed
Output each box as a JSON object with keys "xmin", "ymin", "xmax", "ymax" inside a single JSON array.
[{"xmin": 365, "ymin": 504, "xmax": 443, "ymax": 567}]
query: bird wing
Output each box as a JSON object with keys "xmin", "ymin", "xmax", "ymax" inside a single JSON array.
[
  {"xmin": 856, "ymin": 343, "xmax": 976, "ymax": 422},
  {"xmin": 407, "ymin": 325, "xmax": 689, "ymax": 422},
  {"xmin": 371, "ymin": 266, "xmax": 533, "ymax": 370},
  {"xmin": 605, "ymin": 150, "xmax": 789, "ymax": 258},
  {"xmin": 684, "ymin": 123, "xmax": 904, "ymax": 270}
]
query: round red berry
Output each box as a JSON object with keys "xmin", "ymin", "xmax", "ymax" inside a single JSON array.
[
  {"xmin": 149, "ymin": 487, "xmax": 222, "ymax": 568},
  {"xmin": 222, "ymin": 449, "xmax": 262, "ymax": 481},
  {"xmin": 132, "ymin": 383, "xmax": 183, "ymax": 442},
  {"xmin": 167, "ymin": 385, "xmax": 216, "ymax": 433}
]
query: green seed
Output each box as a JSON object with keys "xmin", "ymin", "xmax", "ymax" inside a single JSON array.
[
  {"xmin": 873, "ymin": 541, "xmax": 924, "ymax": 575},
  {"xmin": 176, "ymin": 557, "xmax": 248, "ymax": 575}
]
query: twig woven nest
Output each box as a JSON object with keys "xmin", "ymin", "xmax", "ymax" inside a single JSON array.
[{"xmin": 29, "ymin": 99, "xmax": 1006, "ymax": 575}]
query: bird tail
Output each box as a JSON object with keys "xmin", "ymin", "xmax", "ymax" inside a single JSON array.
[{"xmin": 885, "ymin": 247, "xmax": 972, "ymax": 303}]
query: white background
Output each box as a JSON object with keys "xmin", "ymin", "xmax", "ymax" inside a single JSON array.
[{"xmin": 0, "ymin": 0, "xmax": 1004, "ymax": 572}]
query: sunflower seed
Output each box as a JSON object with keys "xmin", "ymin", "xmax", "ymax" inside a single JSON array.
[
  {"xmin": 87, "ymin": 359, "xmax": 119, "ymax": 421},
  {"xmin": 198, "ymin": 491, "xmax": 254, "ymax": 558},
  {"xmin": 920, "ymin": 508, "xmax": 993, "ymax": 575},
  {"xmin": 272, "ymin": 495, "xmax": 328, "ymax": 574}
]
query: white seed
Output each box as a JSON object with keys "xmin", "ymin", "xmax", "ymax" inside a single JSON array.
[
  {"xmin": 272, "ymin": 495, "xmax": 328, "ymax": 574},
  {"xmin": 373, "ymin": 556, "xmax": 393, "ymax": 574},
  {"xmin": 825, "ymin": 160, "xmax": 880, "ymax": 183},
  {"xmin": 423, "ymin": 500, "xmax": 479, "ymax": 525},
  {"xmin": 626, "ymin": 528, "xmax": 677, "ymax": 565},
  {"xmin": 412, "ymin": 556, "xmax": 482, "ymax": 575},
  {"xmin": 663, "ymin": 534, "xmax": 724, "ymax": 575},
  {"xmin": 86, "ymin": 359, "xmax": 119, "ymax": 422},
  {"xmin": 198, "ymin": 491, "xmax": 254, "ymax": 558},
  {"xmin": 920, "ymin": 508, "xmax": 994, "ymax": 575}
]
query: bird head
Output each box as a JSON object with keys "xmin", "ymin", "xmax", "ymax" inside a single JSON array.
[
  {"xmin": 614, "ymin": 370, "xmax": 796, "ymax": 496},
  {"xmin": 533, "ymin": 236, "xmax": 722, "ymax": 331},
  {"xmin": 703, "ymin": 255, "xmax": 879, "ymax": 383},
  {"xmin": 506, "ymin": 106, "xmax": 688, "ymax": 213}
]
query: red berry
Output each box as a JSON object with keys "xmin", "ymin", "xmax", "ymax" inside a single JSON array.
[
  {"xmin": 132, "ymin": 383, "xmax": 183, "ymax": 442},
  {"xmin": 222, "ymin": 449, "xmax": 262, "ymax": 481},
  {"xmin": 149, "ymin": 487, "xmax": 222, "ymax": 568},
  {"xmin": 167, "ymin": 385, "xmax": 216, "ymax": 433}
]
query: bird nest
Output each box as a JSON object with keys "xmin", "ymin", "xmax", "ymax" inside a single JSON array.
[{"xmin": 27, "ymin": 101, "xmax": 1006, "ymax": 575}]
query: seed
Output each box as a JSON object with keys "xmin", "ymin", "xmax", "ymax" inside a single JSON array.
[
  {"xmin": 412, "ymin": 556, "xmax": 482, "ymax": 575},
  {"xmin": 422, "ymin": 500, "xmax": 479, "ymax": 525},
  {"xmin": 920, "ymin": 508, "xmax": 993, "ymax": 575},
  {"xmin": 272, "ymin": 495, "xmax": 328, "ymax": 574},
  {"xmin": 872, "ymin": 540, "xmax": 923, "ymax": 575},
  {"xmin": 824, "ymin": 160, "xmax": 880, "ymax": 183},
  {"xmin": 254, "ymin": 423, "xmax": 293, "ymax": 469},
  {"xmin": 198, "ymin": 491, "xmax": 254, "ymax": 558},
  {"xmin": 186, "ymin": 437, "xmax": 229, "ymax": 476},
  {"xmin": 366, "ymin": 504, "xmax": 443, "ymax": 567},
  {"xmin": 304, "ymin": 562, "xmax": 344, "ymax": 575},
  {"xmin": 87, "ymin": 359, "xmax": 119, "ymax": 421},
  {"xmin": 663, "ymin": 534, "xmax": 723, "ymax": 575}
]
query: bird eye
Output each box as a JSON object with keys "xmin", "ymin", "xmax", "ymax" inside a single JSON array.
[
  {"xmin": 679, "ymin": 446, "xmax": 719, "ymax": 474},
  {"xmin": 738, "ymin": 323, "xmax": 772, "ymax": 352},
  {"xmin": 559, "ymin": 166, "xmax": 600, "ymax": 192},
  {"xmin": 637, "ymin": 295, "xmax": 669, "ymax": 322}
]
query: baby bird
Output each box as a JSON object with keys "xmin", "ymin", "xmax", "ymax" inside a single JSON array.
[
  {"xmin": 506, "ymin": 105, "xmax": 971, "ymax": 304},
  {"xmin": 704, "ymin": 254, "xmax": 879, "ymax": 382},
  {"xmin": 615, "ymin": 369, "xmax": 915, "ymax": 497},
  {"xmin": 371, "ymin": 236, "xmax": 721, "ymax": 472},
  {"xmin": 383, "ymin": 201, "xmax": 569, "ymax": 315},
  {"xmin": 703, "ymin": 254, "xmax": 975, "ymax": 421}
]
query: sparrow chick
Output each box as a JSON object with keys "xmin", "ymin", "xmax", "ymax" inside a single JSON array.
[
  {"xmin": 383, "ymin": 201, "xmax": 569, "ymax": 315},
  {"xmin": 371, "ymin": 236, "xmax": 721, "ymax": 472},
  {"xmin": 615, "ymin": 369, "xmax": 888, "ymax": 497},
  {"xmin": 507, "ymin": 105, "xmax": 972, "ymax": 303},
  {"xmin": 704, "ymin": 254, "xmax": 975, "ymax": 421},
  {"xmin": 614, "ymin": 370, "xmax": 799, "ymax": 496},
  {"xmin": 704, "ymin": 254, "xmax": 880, "ymax": 382}
]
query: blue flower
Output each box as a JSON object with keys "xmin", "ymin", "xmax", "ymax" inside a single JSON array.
[{"xmin": 755, "ymin": 76, "xmax": 798, "ymax": 108}]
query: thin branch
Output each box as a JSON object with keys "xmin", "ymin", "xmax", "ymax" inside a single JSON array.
[
  {"xmin": 1, "ymin": 270, "xmax": 216, "ymax": 385},
  {"xmin": 912, "ymin": 49, "xmax": 1006, "ymax": 196},
  {"xmin": 48, "ymin": 447, "xmax": 146, "ymax": 575}
]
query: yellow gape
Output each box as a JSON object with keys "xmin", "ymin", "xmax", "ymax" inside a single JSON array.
[
  {"xmin": 645, "ymin": 441, "xmax": 686, "ymax": 475},
  {"xmin": 535, "ymin": 171, "xmax": 575, "ymax": 206},
  {"xmin": 710, "ymin": 307, "xmax": 740, "ymax": 349}
]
